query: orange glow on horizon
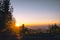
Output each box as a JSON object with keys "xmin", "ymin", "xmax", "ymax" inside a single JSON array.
[
  {"xmin": 15, "ymin": 20, "xmax": 60, "ymax": 26},
  {"xmin": 21, "ymin": 21, "xmax": 60, "ymax": 26}
]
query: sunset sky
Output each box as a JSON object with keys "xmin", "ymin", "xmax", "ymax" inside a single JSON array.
[{"xmin": 11, "ymin": 0, "xmax": 60, "ymax": 26}]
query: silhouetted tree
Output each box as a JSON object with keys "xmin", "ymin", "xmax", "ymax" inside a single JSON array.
[
  {"xmin": 0, "ymin": 0, "xmax": 11, "ymax": 30},
  {"xmin": 0, "ymin": 0, "xmax": 18, "ymax": 40},
  {"xmin": 50, "ymin": 24, "xmax": 60, "ymax": 33}
]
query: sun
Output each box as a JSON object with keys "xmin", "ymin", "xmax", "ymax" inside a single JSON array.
[{"xmin": 16, "ymin": 23, "xmax": 20, "ymax": 27}]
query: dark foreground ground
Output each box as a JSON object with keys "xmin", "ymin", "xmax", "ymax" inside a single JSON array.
[
  {"xmin": 0, "ymin": 32, "xmax": 60, "ymax": 40},
  {"xmin": 0, "ymin": 32, "xmax": 18, "ymax": 40},
  {"xmin": 24, "ymin": 33, "xmax": 60, "ymax": 40}
]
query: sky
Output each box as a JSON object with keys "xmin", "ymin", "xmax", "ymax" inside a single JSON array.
[{"xmin": 11, "ymin": 0, "xmax": 60, "ymax": 26}]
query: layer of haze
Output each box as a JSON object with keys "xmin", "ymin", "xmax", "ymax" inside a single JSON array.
[{"xmin": 11, "ymin": 0, "xmax": 60, "ymax": 26}]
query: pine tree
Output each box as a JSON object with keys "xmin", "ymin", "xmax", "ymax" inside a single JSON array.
[
  {"xmin": 0, "ymin": 0, "xmax": 18, "ymax": 40},
  {"xmin": 0, "ymin": 0, "xmax": 13, "ymax": 31}
]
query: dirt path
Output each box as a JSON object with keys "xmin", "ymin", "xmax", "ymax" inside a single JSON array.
[{"xmin": 16, "ymin": 33, "xmax": 23, "ymax": 40}]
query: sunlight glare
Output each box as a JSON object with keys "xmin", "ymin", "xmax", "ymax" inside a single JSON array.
[{"xmin": 16, "ymin": 23, "xmax": 20, "ymax": 27}]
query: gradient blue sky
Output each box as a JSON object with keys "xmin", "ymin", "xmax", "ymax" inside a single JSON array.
[{"xmin": 11, "ymin": 0, "xmax": 60, "ymax": 25}]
